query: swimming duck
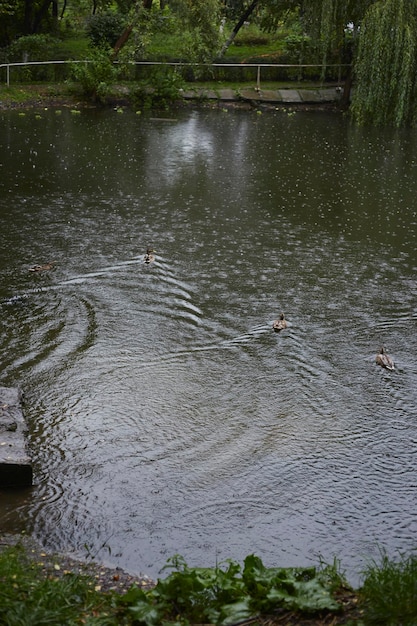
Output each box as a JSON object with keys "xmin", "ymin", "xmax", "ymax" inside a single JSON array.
[
  {"xmin": 376, "ymin": 347, "xmax": 395, "ymax": 371},
  {"xmin": 144, "ymin": 248, "xmax": 155, "ymax": 264},
  {"xmin": 28, "ymin": 261, "xmax": 55, "ymax": 272},
  {"xmin": 272, "ymin": 313, "xmax": 287, "ymax": 332}
]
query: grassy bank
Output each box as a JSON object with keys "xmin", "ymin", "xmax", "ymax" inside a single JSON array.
[
  {"xmin": 1, "ymin": 535, "xmax": 417, "ymax": 626},
  {"xmin": 0, "ymin": 24, "xmax": 345, "ymax": 110}
]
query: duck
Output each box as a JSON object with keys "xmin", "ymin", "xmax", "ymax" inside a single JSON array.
[
  {"xmin": 144, "ymin": 248, "xmax": 155, "ymax": 264},
  {"xmin": 272, "ymin": 313, "xmax": 287, "ymax": 332},
  {"xmin": 375, "ymin": 346, "xmax": 395, "ymax": 371},
  {"xmin": 28, "ymin": 261, "xmax": 56, "ymax": 272}
]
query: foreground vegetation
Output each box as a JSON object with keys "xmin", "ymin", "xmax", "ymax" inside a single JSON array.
[{"xmin": 1, "ymin": 543, "xmax": 417, "ymax": 625}]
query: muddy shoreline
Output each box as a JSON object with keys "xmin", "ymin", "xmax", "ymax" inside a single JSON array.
[
  {"xmin": 0, "ymin": 84, "xmax": 343, "ymax": 113},
  {"xmin": 0, "ymin": 532, "xmax": 155, "ymax": 593}
]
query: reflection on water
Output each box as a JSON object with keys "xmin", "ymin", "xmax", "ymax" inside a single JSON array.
[{"xmin": 0, "ymin": 108, "xmax": 417, "ymax": 584}]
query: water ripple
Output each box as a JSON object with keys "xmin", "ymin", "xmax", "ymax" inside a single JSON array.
[{"xmin": 1, "ymin": 110, "xmax": 417, "ymax": 584}]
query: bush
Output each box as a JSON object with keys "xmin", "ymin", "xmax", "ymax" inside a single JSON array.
[
  {"xmin": 71, "ymin": 47, "xmax": 120, "ymax": 103},
  {"xmin": 130, "ymin": 67, "xmax": 185, "ymax": 109},
  {"xmin": 4, "ymin": 34, "xmax": 63, "ymax": 82},
  {"xmin": 86, "ymin": 12, "xmax": 126, "ymax": 48},
  {"xmin": 8, "ymin": 34, "xmax": 60, "ymax": 62}
]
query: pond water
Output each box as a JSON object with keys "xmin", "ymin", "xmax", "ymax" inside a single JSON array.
[{"xmin": 0, "ymin": 106, "xmax": 416, "ymax": 585}]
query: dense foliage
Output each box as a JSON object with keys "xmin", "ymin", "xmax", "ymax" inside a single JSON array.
[
  {"xmin": 86, "ymin": 12, "xmax": 126, "ymax": 47},
  {"xmin": 118, "ymin": 554, "xmax": 342, "ymax": 624},
  {"xmin": 70, "ymin": 44, "xmax": 120, "ymax": 101},
  {"xmin": 350, "ymin": 0, "xmax": 417, "ymax": 127},
  {"xmin": 1, "ymin": 0, "xmax": 417, "ymax": 124}
]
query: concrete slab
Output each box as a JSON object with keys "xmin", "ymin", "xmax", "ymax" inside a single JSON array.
[
  {"xmin": 217, "ymin": 89, "xmax": 238, "ymax": 101},
  {"xmin": 182, "ymin": 88, "xmax": 237, "ymax": 101},
  {"xmin": 239, "ymin": 87, "xmax": 262, "ymax": 101},
  {"xmin": 320, "ymin": 88, "xmax": 342, "ymax": 102},
  {"xmin": 181, "ymin": 87, "xmax": 341, "ymax": 105},
  {"xmin": 258, "ymin": 90, "xmax": 283, "ymax": 102},
  {"xmin": 183, "ymin": 89, "xmax": 218, "ymax": 100},
  {"xmin": 239, "ymin": 87, "xmax": 282, "ymax": 102},
  {"xmin": 298, "ymin": 89, "xmax": 322, "ymax": 102},
  {"xmin": 278, "ymin": 89, "xmax": 302, "ymax": 103},
  {"xmin": 0, "ymin": 387, "xmax": 33, "ymax": 487}
]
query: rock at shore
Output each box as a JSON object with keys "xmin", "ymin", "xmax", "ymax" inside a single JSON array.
[{"xmin": 0, "ymin": 387, "xmax": 33, "ymax": 487}]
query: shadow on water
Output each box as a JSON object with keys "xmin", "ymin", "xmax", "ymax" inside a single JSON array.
[{"xmin": 0, "ymin": 108, "xmax": 417, "ymax": 585}]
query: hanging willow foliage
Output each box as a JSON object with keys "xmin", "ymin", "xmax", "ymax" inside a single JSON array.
[
  {"xmin": 294, "ymin": 0, "xmax": 369, "ymax": 77},
  {"xmin": 350, "ymin": 0, "xmax": 417, "ymax": 126}
]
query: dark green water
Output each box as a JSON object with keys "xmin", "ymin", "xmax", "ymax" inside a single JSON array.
[{"xmin": 0, "ymin": 107, "xmax": 416, "ymax": 584}]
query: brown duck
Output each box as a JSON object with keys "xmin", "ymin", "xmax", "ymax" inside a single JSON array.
[
  {"xmin": 144, "ymin": 248, "xmax": 155, "ymax": 264},
  {"xmin": 28, "ymin": 261, "xmax": 56, "ymax": 272},
  {"xmin": 375, "ymin": 347, "xmax": 395, "ymax": 371},
  {"xmin": 272, "ymin": 313, "xmax": 287, "ymax": 332}
]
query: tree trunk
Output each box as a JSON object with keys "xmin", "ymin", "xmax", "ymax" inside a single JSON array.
[
  {"xmin": 32, "ymin": 0, "xmax": 53, "ymax": 32},
  {"xmin": 219, "ymin": 0, "xmax": 259, "ymax": 57},
  {"xmin": 113, "ymin": 24, "xmax": 134, "ymax": 57},
  {"xmin": 340, "ymin": 66, "xmax": 353, "ymax": 108},
  {"xmin": 23, "ymin": 0, "xmax": 34, "ymax": 34},
  {"xmin": 113, "ymin": 0, "xmax": 154, "ymax": 56},
  {"xmin": 52, "ymin": 0, "xmax": 59, "ymax": 33}
]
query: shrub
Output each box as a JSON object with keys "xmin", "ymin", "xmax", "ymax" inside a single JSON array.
[
  {"xmin": 130, "ymin": 67, "xmax": 185, "ymax": 109},
  {"xmin": 8, "ymin": 34, "xmax": 60, "ymax": 62},
  {"xmin": 71, "ymin": 47, "xmax": 120, "ymax": 103},
  {"xmin": 86, "ymin": 12, "xmax": 126, "ymax": 48},
  {"xmin": 118, "ymin": 554, "xmax": 342, "ymax": 625}
]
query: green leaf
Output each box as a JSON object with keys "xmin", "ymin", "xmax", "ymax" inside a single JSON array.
[
  {"xmin": 267, "ymin": 578, "xmax": 340, "ymax": 613},
  {"xmin": 217, "ymin": 598, "xmax": 254, "ymax": 625},
  {"xmin": 128, "ymin": 599, "xmax": 164, "ymax": 625}
]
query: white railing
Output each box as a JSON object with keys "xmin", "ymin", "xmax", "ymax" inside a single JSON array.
[
  {"xmin": 0, "ymin": 59, "xmax": 349, "ymax": 88},
  {"xmin": 0, "ymin": 60, "xmax": 80, "ymax": 87}
]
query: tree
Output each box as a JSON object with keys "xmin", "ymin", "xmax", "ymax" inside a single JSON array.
[
  {"xmin": 221, "ymin": 0, "xmax": 417, "ymax": 125},
  {"xmin": 0, "ymin": 0, "xmax": 20, "ymax": 45},
  {"xmin": 173, "ymin": 0, "xmax": 222, "ymax": 61},
  {"xmin": 350, "ymin": 0, "xmax": 417, "ymax": 126},
  {"xmin": 220, "ymin": 0, "xmax": 259, "ymax": 57},
  {"xmin": 112, "ymin": 0, "xmax": 174, "ymax": 58}
]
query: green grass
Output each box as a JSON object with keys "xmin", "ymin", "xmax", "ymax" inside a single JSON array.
[
  {"xmin": 0, "ymin": 85, "xmax": 35, "ymax": 103},
  {"xmin": 66, "ymin": 22, "xmax": 285, "ymax": 64},
  {"xmin": 0, "ymin": 83, "xmax": 75, "ymax": 105},
  {"xmin": 359, "ymin": 552, "xmax": 417, "ymax": 625},
  {"xmin": 145, "ymin": 32, "xmax": 188, "ymax": 61},
  {"xmin": 146, "ymin": 28, "xmax": 284, "ymax": 63},
  {"xmin": 223, "ymin": 25, "xmax": 285, "ymax": 63},
  {"xmin": 0, "ymin": 545, "xmax": 118, "ymax": 626},
  {"xmin": 56, "ymin": 35, "xmax": 91, "ymax": 60}
]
